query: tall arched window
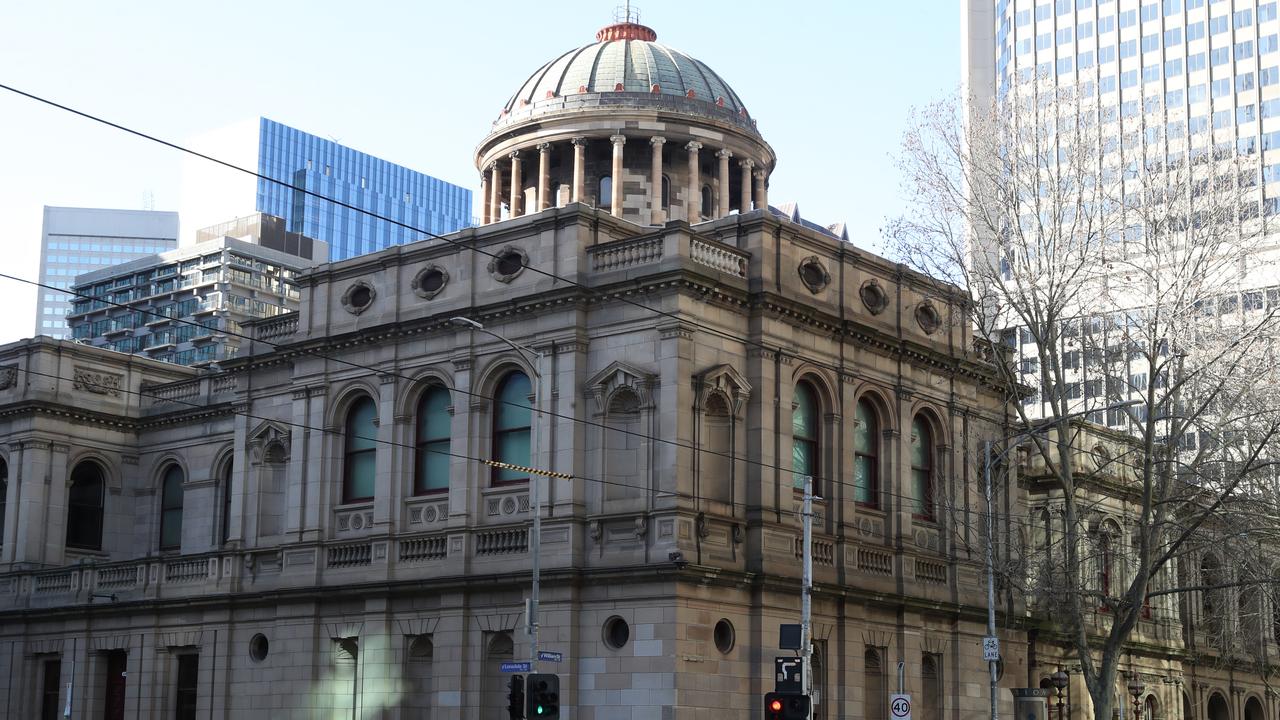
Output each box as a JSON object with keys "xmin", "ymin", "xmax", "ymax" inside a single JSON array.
[
  {"xmin": 493, "ymin": 371, "xmax": 533, "ymax": 484},
  {"xmin": 792, "ymin": 382, "xmax": 820, "ymax": 494},
  {"xmin": 0, "ymin": 456, "xmax": 7, "ymax": 545},
  {"xmin": 700, "ymin": 184, "xmax": 712, "ymax": 218},
  {"xmin": 661, "ymin": 175, "xmax": 671, "ymax": 209},
  {"xmin": 66, "ymin": 461, "xmax": 105, "ymax": 550},
  {"xmin": 853, "ymin": 399, "xmax": 879, "ymax": 506},
  {"xmin": 415, "ymin": 385, "xmax": 452, "ymax": 495},
  {"xmin": 220, "ymin": 462, "xmax": 233, "ymax": 545},
  {"xmin": 598, "ymin": 175, "xmax": 612, "ymax": 209},
  {"xmin": 343, "ymin": 396, "xmax": 378, "ymax": 503},
  {"xmin": 910, "ymin": 416, "xmax": 935, "ymax": 519},
  {"xmin": 921, "ymin": 655, "xmax": 942, "ymax": 720},
  {"xmin": 158, "ymin": 464, "xmax": 184, "ymax": 551},
  {"xmin": 865, "ymin": 648, "xmax": 885, "ymax": 720},
  {"xmin": 1098, "ymin": 531, "xmax": 1113, "ymax": 600}
]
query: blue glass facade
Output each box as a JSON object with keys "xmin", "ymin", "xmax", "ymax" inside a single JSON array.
[{"xmin": 255, "ymin": 118, "xmax": 472, "ymax": 261}]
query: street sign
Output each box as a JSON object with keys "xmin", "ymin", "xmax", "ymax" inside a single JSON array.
[
  {"xmin": 891, "ymin": 693, "xmax": 912, "ymax": 720},
  {"xmin": 500, "ymin": 662, "xmax": 532, "ymax": 673},
  {"xmin": 537, "ymin": 651, "xmax": 563, "ymax": 663},
  {"xmin": 775, "ymin": 657, "xmax": 803, "ymax": 693},
  {"xmin": 982, "ymin": 636, "xmax": 1000, "ymax": 662}
]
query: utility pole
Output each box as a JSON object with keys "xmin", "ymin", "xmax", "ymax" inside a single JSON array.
[
  {"xmin": 984, "ymin": 440, "xmax": 999, "ymax": 720},
  {"xmin": 801, "ymin": 473, "xmax": 815, "ymax": 719}
]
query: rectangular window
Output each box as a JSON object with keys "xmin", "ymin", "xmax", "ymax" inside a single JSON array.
[
  {"xmin": 1121, "ymin": 69, "xmax": 1139, "ymax": 87},
  {"xmin": 1100, "ymin": 44, "xmax": 1117, "ymax": 62},
  {"xmin": 1164, "ymin": 0, "xmax": 1181, "ymax": 14},
  {"xmin": 1263, "ymin": 66, "xmax": 1280, "ymax": 85},
  {"xmin": 1100, "ymin": 15, "xmax": 1115, "ymax": 32},
  {"xmin": 1142, "ymin": 33, "xmax": 1159, "ymax": 53},
  {"xmin": 1101, "ymin": 75, "xmax": 1118, "ymax": 92},
  {"xmin": 1213, "ymin": 108, "xmax": 1232, "ymax": 128},
  {"xmin": 1211, "ymin": 77, "xmax": 1232, "ymax": 97},
  {"xmin": 1189, "ymin": 114, "xmax": 1208, "ymax": 132},
  {"xmin": 1038, "ymin": 32, "xmax": 1053, "ymax": 50},
  {"xmin": 1187, "ymin": 0, "xmax": 1204, "ymax": 8},
  {"xmin": 1166, "ymin": 57, "xmax": 1184, "ymax": 75},
  {"xmin": 1058, "ymin": 27, "xmax": 1074, "ymax": 44},
  {"xmin": 1188, "ymin": 52, "xmax": 1206, "ymax": 70},
  {"xmin": 1239, "ymin": 104, "xmax": 1257, "ymax": 122},
  {"xmin": 1210, "ymin": 15, "xmax": 1228, "ymax": 33},
  {"xmin": 1165, "ymin": 27, "xmax": 1183, "ymax": 45},
  {"xmin": 1264, "ymin": 98, "xmax": 1280, "ymax": 118},
  {"xmin": 1037, "ymin": 3, "xmax": 1051, "ymax": 20},
  {"xmin": 1236, "ymin": 8, "xmax": 1254, "ymax": 28},
  {"xmin": 1120, "ymin": 9, "xmax": 1137, "ymax": 27},
  {"xmin": 1187, "ymin": 21, "xmax": 1205, "ymax": 40},
  {"xmin": 1019, "ymin": 37, "xmax": 1033, "ymax": 54},
  {"xmin": 1143, "ymin": 64, "xmax": 1161, "ymax": 82},
  {"xmin": 176, "ymin": 654, "xmax": 199, "ymax": 720},
  {"xmin": 1058, "ymin": 0, "xmax": 1072, "ymax": 14},
  {"xmin": 1210, "ymin": 46, "xmax": 1230, "ymax": 65},
  {"xmin": 1121, "ymin": 39, "xmax": 1138, "ymax": 58},
  {"xmin": 1017, "ymin": 8, "xmax": 1032, "ymax": 25},
  {"xmin": 1080, "ymin": 50, "xmax": 1096, "ymax": 68},
  {"xmin": 1262, "ymin": 2, "xmax": 1278, "ymax": 22},
  {"xmin": 1238, "ymin": 72, "xmax": 1256, "ymax": 91},
  {"xmin": 1058, "ymin": 56, "xmax": 1074, "ymax": 74},
  {"xmin": 1142, "ymin": 3, "xmax": 1159, "ymax": 21},
  {"xmin": 1079, "ymin": 20, "xmax": 1095, "ymax": 39},
  {"xmin": 1237, "ymin": 40, "xmax": 1255, "ymax": 60},
  {"xmin": 1167, "ymin": 87, "xmax": 1185, "ymax": 104},
  {"xmin": 1263, "ymin": 35, "xmax": 1280, "ymax": 53}
]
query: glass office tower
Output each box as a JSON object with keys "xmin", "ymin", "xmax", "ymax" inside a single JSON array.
[
  {"xmin": 257, "ymin": 119, "xmax": 473, "ymax": 260},
  {"xmin": 34, "ymin": 207, "xmax": 179, "ymax": 338}
]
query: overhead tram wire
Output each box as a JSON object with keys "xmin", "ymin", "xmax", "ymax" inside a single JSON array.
[
  {"xmin": 0, "ymin": 83, "xmax": 1019, "ymax": 509},
  {"xmin": 0, "ymin": 81, "xmax": 990, "ymax": 413},
  {"xmin": 4, "ymin": 267, "xmax": 1032, "ymax": 521}
]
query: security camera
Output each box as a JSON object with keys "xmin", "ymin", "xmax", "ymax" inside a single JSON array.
[{"xmin": 668, "ymin": 551, "xmax": 688, "ymax": 569}]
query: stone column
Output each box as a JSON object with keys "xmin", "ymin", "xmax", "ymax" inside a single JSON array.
[
  {"xmin": 488, "ymin": 162, "xmax": 502, "ymax": 223},
  {"xmin": 479, "ymin": 172, "xmax": 490, "ymax": 224},
  {"xmin": 716, "ymin": 148, "xmax": 732, "ymax": 218},
  {"xmin": 650, "ymin": 136, "xmax": 667, "ymax": 225},
  {"xmin": 754, "ymin": 169, "xmax": 769, "ymax": 213},
  {"xmin": 686, "ymin": 141, "xmax": 703, "ymax": 223},
  {"xmin": 508, "ymin": 150, "xmax": 522, "ymax": 217},
  {"xmin": 739, "ymin": 158, "xmax": 755, "ymax": 213},
  {"xmin": 537, "ymin": 142, "xmax": 552, "ymax": 211},
  {"xmin": 571, "ymin": 136, "xmax": 587, "ymax": 203},
  {"xmin": 609, "ymin": 134, "xmax": 627, "ymax": 217}
]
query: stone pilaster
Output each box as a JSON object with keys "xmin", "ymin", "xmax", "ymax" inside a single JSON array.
[
  {"xmin": 754, "ymin": 169, "xmax": 769, "ymax": 214},
  {"xmin": 571, "ymin": 136, "xmax": 587, "ymax": 203},
  {"xmin": 686, "ymin": 141, "xmax": 703, "ymax": 223},
  {"xmin": 537, "ymin": 142, "xmax": 552, "ymax": 211},
  {"xmin": 739, "ymin": 158, "xmax": 755, "ymax": 213},
  {"xmin": 609, "ymin": 134, "xmax": 626, "ymax": 217},
  {"xmin": 508, "ymin": 151, "xmax": 522, "ymax": 218},
  {"xmin": 650, "ymin": 136, "xmax": 666, "ymax": 225},
  {"xmin": 716, "ymin": 148, "xmax": 732, "ymax": 218}
]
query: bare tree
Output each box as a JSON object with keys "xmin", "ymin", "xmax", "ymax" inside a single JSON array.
[{"xmin": 887, "ymin": 80, "xmax": 1280, "ymax": 720}]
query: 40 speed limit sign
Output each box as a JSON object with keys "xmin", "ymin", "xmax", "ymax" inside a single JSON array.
[{"xmin": 891, "ymin": 694, "xmax": 912, "ymax": 720}]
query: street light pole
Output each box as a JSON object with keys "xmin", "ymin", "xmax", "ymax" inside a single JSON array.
[{"xmin": 452, "ymin": 317, "xmax": 546, "ymax": 671}]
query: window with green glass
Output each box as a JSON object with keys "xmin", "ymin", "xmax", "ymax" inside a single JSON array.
[
  {"xmin": 343, "ymin": 397, "xmax": 378, "ymax": 502},
  {"xmin": 159, "ymin": 464, "xmax": 184, "ymax": 550},
  {"xmin": 66, "ymin": 462, "xmax": 105, "ymax": 550},
  {"xmin": 910, "ymin": 416, "xmax": 935, "ymax": 519},
  {"xmin": 853, "ymin": 399, "xmax": 879, "ymax": 506},
  {"xmin": 415, "ymin": 385, "xmax": 452, "ymax": 494},
  {"xmin": 792, "ymin": 382, "xmax": 820, "ymax": 492},
  {"xmin": 493, "ymin": 372, "xmax": 533, "ymax": 484}
]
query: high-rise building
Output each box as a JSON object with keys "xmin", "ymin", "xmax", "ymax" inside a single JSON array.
[
  {"xmin": 180, "ymin": 117, "xmax": 472, "ymax": 261},
  {"xmin": 66, "ymin": 213, "xmax": 324, "ymax": 366},
  {"xmin": 33, "ymin": 206, "xmax": 178, "ymax": 338},
  {"xmin": 963, "ymin": 0, "xmax": 1280, "ymax": 424}
]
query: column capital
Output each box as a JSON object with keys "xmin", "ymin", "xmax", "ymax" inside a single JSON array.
[
  {"xmin": 571, "ymin": 136, "xmax": 588, "ymax": 147},
  {"xmin": 753, "ymin": 169, "xmax": 768, "ymax": 180},
  {"xmin": 650, "ymin": 135, "xmax": 667, "ymax": 146},
  {"xmin": 685, "ymin": 140, "xmax": 703, "ymax": 152},
  {"xmin": 536, "ymin": 142, "xmax": 552, "ymax": 152},
  {"xmin": 508, "ymin": 150, "xmax": 521, "ymax": 160},
  {"xmin": 610, "ymin": 134, "xmax": 627, "ymax": 146},
  {"xmin": 738, "ymin": 158, "xmax": 755, "ymax": 169},
  {"xmin": 486, "ymin": 161, "xmax": 498, "ymax": 173},
  {"xmin": 716, "ymin": 148, "xmax": 733, "ymax": 159}
]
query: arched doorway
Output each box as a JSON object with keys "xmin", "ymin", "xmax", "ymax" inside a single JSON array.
[
  {"xmin": 1208, "ymin": 692, "xmax": 1230, "ymax": 720},
  {"xmin": 1244, "ymin": 696, "xmax": 1264, "ymax": 720}
]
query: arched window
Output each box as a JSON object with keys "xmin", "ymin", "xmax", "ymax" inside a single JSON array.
[
  {"xmin": 922, "ymin": 655, "xmax": 942, "ymax": 720},
  {"xmin": 415, "ymin": 385, "xmax": 452, "ymax": 495},
  {"xmin": 67, "ymin": 461, "xmax": 105, "ymax": 550},
  {"xmin": 1098, "ymin": 530, "xmax": 1113, "ymax": 600},
  {"xmin": 661, "ymin": 175, "xmax": 671, "ymax": 209},
  {"xmin": 853, "ymin": 399, "xmax": 879, "ymax": 506},
  {"xmin": 792, "ymin": 382, "xmax": 820, "ymax": 493},
  {"xmin": 1143, "ymin": 696, "xmax": 1157, "ymax": 720},
  {"xmin": 603, "ymin": 390, "xmax": 643, "ymax": 501},
  {"xmin": 910, "ymin": 416, "xmax": 935, "ymax": 519},
  {"xmin": 220, "ymin": 462, "xmax": 233, "ymax": 545},
  {"xmin": 158, "ymin": 464, "xmax": 184, "ymax": 551},
  {"xmin": 700, "ymin": 184, "xmax": 712, "ymax": 218},
  {"xmin": 342, "ymin": 396, "xmax": 378, "ymax": 503},
  {"xmin": 598, "ymin": 175, "xmax": 612, "ymax": 209},
  {"xmin": 493, "ymin": 371, "xmax": 533, "ymax": 484},
  {"xmin": 703, "ymin": 393, "xmax": 732, "ymax": 503},
  {"xmin": 865, "ymin": 648, "xmax": 885, "ymax": 720}
]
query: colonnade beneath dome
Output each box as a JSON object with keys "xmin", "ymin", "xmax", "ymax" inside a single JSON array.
[{"xmin": 479, "ymin": 133, "xmax": 770, "ymax": 226}]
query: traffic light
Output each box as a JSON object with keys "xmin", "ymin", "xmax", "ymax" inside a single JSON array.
[
  {"xmin": 764, "ymin": 691, "xmax": 811, "ymax": 720},
  {"xmin": 507, "ymin": 674, "xmax": 525, "ymax": 719},
  {"xmin": 526, "ymin": 673, "xmax": 560, "ymax": 719}
]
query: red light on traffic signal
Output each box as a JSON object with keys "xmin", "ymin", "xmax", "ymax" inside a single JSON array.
[{"xmin": 770, "ymin": 699, "xmax": 783, "ymax": 712}]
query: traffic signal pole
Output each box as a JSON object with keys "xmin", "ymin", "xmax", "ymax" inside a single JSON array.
[{"xmin": 801, "ymin": 474, "xmax": 814, "ymax": 719}]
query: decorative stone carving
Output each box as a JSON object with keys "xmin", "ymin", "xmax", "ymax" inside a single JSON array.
[
  {"xmin": 693, "ymin": 364, "xmax": 753, "ymax": 417},
  {"xmin": 409, "ymin": 264, "xmax": 450, "ymax": 300},
  {"xmin": 860, "ymin": 280, "xmax": 889, "ymax": 315},
  {"xmin": 585, "ymin": 360, "xmax": 656, "ymax": 415},
  {"xmin": 634, "ymin": 515, "xmax": 648, "ymax": 539},
  {"xmin": 73, "ymin": 367, "xmax": 122, "ymax": 397},
  {"xmin": 488, "ymin": 246, "xmax": 528, "ymax": 283},
  {"xmin": 0, "ymin": 364, "xmax": 16, "ymax": 390},
  {"xmin": 797, "ymin": 256, "xmax": 830, "ymax": 294},
  {"xmin": 341, "ymin": 281, "xmax": 377, "ymax": 315}
]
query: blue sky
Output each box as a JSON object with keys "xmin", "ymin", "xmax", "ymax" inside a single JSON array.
[{"xmin": 0, "ymin": 0, "xmax": 959, "ymax": 344}]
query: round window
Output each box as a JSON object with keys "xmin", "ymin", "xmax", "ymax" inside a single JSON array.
[
  {"xmin": 714, "ymin": 619, "xmax": 735, "ymax": 654},
  {"xmin": 797, "ymin": 256, "xmax": 830, "ymax": 293},
  {"xmin": 349, "ymin": 285, "xmax": 372, "ymax": 308},
  {"xmin": 342, "ymin": 281, "xmax": 377, "ymax": 315},
  {"xmin": 249, "ymin": 633, "xmax": 269, "ymax": 662},
  {"xmin": 419, "ymin": 269, "xmax": 446, "ymax": 294},
  {"xmin": 496, "ymin": 250, "xmax": 524, "ymax": 277},
  {"xmin": 603, "ymin": 616, "xmax": 630, "ymax": 650}
]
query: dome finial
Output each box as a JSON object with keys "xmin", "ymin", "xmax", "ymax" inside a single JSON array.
[{"xmin": 598, "ymin": 3, "xmax": 657, "ymax": 41}]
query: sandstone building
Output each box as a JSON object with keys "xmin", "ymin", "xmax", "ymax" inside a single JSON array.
[{"xmin": 0, "ymin": 15, "xmax": 1266, "ymax": 720}]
